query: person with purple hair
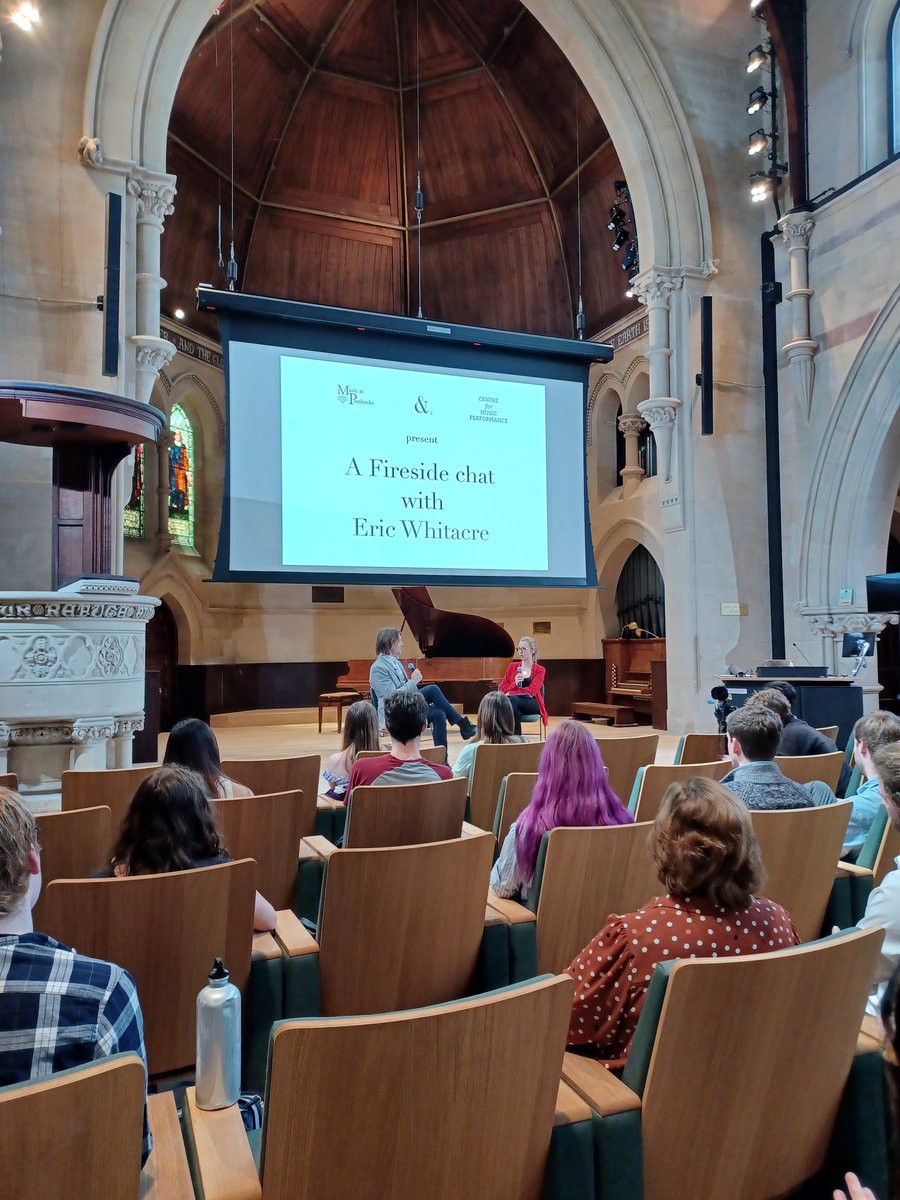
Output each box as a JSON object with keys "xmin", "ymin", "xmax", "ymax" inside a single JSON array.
[{"xmin": 489, "ymin": 720, "xmax": 632, "ymax": 902}]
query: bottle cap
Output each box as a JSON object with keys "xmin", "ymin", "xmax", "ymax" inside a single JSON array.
[{"xmin": 208, "ymin": 957, "xmax": 229, "ymax": 983}]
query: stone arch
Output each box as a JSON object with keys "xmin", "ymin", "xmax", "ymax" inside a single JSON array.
[
  {"xmin": 588, "ymin": 373, "xmax": 624, "ymax": 506},
  {"xmin": 140, "ymin": 557, "xmax": 204, "ymax": 664},
  {"xmin": 799, "ymin": 280, "xmax": 900, "ymax": 607},
  {"xmin": 595, "ymin": 518, "xmax": 666, "ymax": 637},
  {"xmin": 859, "ymin": 0, "xmax": 900, "ymax": 168},
  {"xmin": 622, "ymin": 360, "xmax": 650, "ymax": 412},
  {"xmin": 86, "ymin": 0, "xmax": 712, "ymax": 273}
]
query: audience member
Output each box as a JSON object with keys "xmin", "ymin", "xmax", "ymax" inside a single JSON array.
[
  {"xmin": 0, "ymin": 786, "xmax": 151, "ymax": 1162},
  {"xmin": 747, "ymin": 684, "xmax": 851, "ymax": 795},
  {"xmin": 490, "ymin": 720, "xmax": 631, "ymax": 901},
  {"xmin": 101, "ymin": 766, "xmax": 276, "ymax": 932},
  {"xmin": 452, "ymin": 691, "xmax": 525, "ymax": 789},
  {"xmin": 163, "ymin": 717, "xmax": 252, "ymax": 798},
  {"xmin": 322, "ymin": 700, "xmax": 380, "ymax": 801},
  {"xmin": 857, "ymin": 743, "xmax": 900, "ymax": 1014},
  {"xmin": 368, "ymin": 627, "xmax": 476, "ymax": 750},
  {"xmin": 499, "ymin": 636, "xmax": 549, "ymax": 735},
  {"xmin": 566, "ymin": 777, "xmax": 799, "ymax": 1066},
  {"xmin": 721, "ymin": 706, "xmax": 814, "ymax": 809},
  {"xmin": 844, "ymin": 711, "xmax": 900, "ymax": 859},
  {"xmin": 347, "ymin": 690, "xmax": 453, "ymax": 792}
]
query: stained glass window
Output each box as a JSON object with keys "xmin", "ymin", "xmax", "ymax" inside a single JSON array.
[
  {"xmin": 167, "ymin": 403, "xmax": 195, "ymax": 548},
  {"xmin": 123, "ymin": 444, "xmax": 145, "ymax": 539}
]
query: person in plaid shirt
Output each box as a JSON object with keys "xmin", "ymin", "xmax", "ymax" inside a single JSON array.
[{"xmin": 0, "ymin": 786, "xmax": 151, "ymax": 1163}]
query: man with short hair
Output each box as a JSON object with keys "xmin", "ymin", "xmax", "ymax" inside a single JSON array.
[
  {"xmin": 0, "ymin": 787, "xmax": 151, "ymax": 1161},
  {"xmin": 368, "ymin": 626, "xmax": 476, "ymax": 750},
  {"xmin": 844, "ymin": 711, "xmax": 900, "ymax": 859},
  {"xmin": 748, "ymin": 684, "xmax": 851, "ymax": 795},
  {"xmin": 347, "ymin": 689, "xmax": 454, "ymax": 790},
  {"xmin": 857, "ymin": 743, "xmax": 900, "ymax": 1011},
  {"xmin": 721, "ymin": 706, "xmax": 814, "ymax": 810}
]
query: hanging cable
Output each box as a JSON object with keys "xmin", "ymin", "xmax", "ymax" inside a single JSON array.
[
  {"xmin": 574, "ymin": 82, "xmax": 585, "ymax": 339},
  {"xmin": 414, "ymin": 0, "xmax": 424, "ymax": 319},
  {"xmin": 215, "ymin": 13, "xmax": 225, "ymax": 274},
  {"xmin": 225, "ymin": 6, "xmax": 238, "ymax": 291}
]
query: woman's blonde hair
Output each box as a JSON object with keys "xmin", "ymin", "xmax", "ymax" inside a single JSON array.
[
  {"xmin": 650, "ymin": 777, "xmax": 764, "ymax": 908},
  {"xmin": 518, "ymin": 635, "xmax": 537, "ymax": 659},
  {"xmin": 0, "ymin": 787, "xmax": 38, "ymax": 916}
]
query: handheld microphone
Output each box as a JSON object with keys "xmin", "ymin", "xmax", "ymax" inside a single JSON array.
[
  {"xmin": 407, "ymin": 662, "xmax": 415, "ymax": 672},
  {"xmin": 791, "ymin": 642, "xmax": 814, "ymax": 667}
]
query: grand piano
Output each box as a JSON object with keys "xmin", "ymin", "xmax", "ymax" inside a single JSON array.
[{"xmin": 336, "ymin": 587, "xmax": 514, "ymax": 701}]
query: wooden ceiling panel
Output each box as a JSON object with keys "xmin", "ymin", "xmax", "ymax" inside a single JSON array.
[
  {"xmin": 398, "ymin": 0, "xmax": 479, "ymax": 85},
  {"xmin": 320, "ymin": 0, "xmax": 400, "ymax": 86},
  {"xmin": 170, "ymin": 9, "xmax": 306, "ymax": 198},
  {"xmin": 162, "ymin": 142, "xmax": 255, "ymax": 337},
  {"xmin": 404, "ymin": 74, "xmax": 543, "ymax": 222},
  {"xmin": 243, "ymin": 209, "xmax": 405, "ymax": 314},
  {"xmin": 259, "ymin": 0, "xmax": 350, "ymax": 64},
  {"xmin": 493, "ymin": 13, "xmax": 610, "ymax": 191},
  {"xmin": 412, "ymin": 206, "xmax": 571, "ymax": 337},
  {"xmin": 554, "ymin": 142, "xmax": 638, "ymax": 336},
  {"xmin": 432, "ymin": 0, "xmax": 525, "ymax": 62},
  {"xmin": 266, "ymin": 76, "xmax": 402, "ymax": 223}
]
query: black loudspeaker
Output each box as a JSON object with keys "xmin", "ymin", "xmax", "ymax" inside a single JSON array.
[
  {"xmin": 102, "ymin": 192, "xmax": 122, "ymax": 377},
  {"xmin": 698, "ymin": 295, "xmax": 713, "ymax": 436}
]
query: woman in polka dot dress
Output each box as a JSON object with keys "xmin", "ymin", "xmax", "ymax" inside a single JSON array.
[{"xmin": 566, "ymin": 776, "xmax": 799, "ymax": 1067}]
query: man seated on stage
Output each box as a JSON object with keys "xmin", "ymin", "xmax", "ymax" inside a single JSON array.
[
  {"xmin": 347, "ymin": 690, "xmax": 454, "ymax": 792},
  {"xmin": 721, "ymin": 706, "xmax": 815, "ymax": 810},
  {"xmin": 368, "ymin": 626, "xmax": 476, "ymax": 750},
  {"xmin": 746, "ymin": 684, "xmax": 851, "ymax": 796},
  {"xmin": 0, "ymin": 786, "xmax": 151, "ymax": 1162},
  {"xmin": 844, "ymin": 711, "xmax": 900, "ymax": 860}
]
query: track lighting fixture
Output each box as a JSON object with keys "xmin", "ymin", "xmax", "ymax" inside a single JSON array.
[
  {"xmin": 749, "ymin": 172, "xmax": 773, "ymax": 202},
  {"xmin": 622, "ymin": 242, "xmax": 638, "ymax": 272},
  {"xmin": 612, "ymin": 228, "xmax": 629, "ymax": 253},
  {"xmin": 746, "ymin": 44, "xmax": 768, "ymax": 72},
  {"xmin": 747, "ymin": 86, "xmax": 769, "ymax": 114},
  {"xmin": 607, "ymin": 205, "xmax": 625, "ymax": 232},
  {"xmin": 10, "ymin": 2, "xmax": 40, "ymax": 30},
  {"xmin": 748, "ymin": 129, "xmax": 769, "ymax": 155},
  {"xmin": 749, "ymin": 0, "xmax": 765, "ymax": 10}
]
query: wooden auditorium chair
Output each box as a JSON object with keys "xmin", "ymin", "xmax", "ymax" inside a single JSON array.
[
  {"xmin": 221, "ymin": 753, "xmax": 320, "ymax": 800},
  {"xmin": 61, "ymin": 764, "xmax": 156, "ymax": 829},
  {"xmin": 354, "ymin": 745, "xmax": 448, "ymax": 765},
  {"xmin": 559, "ymin": 927, "xmax": 887, "ymax": 1200},
  {"xmin": 31, "ymin": 805, "xmax": 113, "ymax": 926},
  {"xmin": 672, "ymin": 732, "xmax": 726, "ymax": 765},
  {"xmin": 0, "ymin": 771, "xmax": 17, "ymax": 789},
  {"xmin": 493, "ymin": 772, "xmax": 539, "ymax": 849},
  {"xmin": 487, "ymin": 823, "xmax": 660, "ymax": 981},
  {"xmin": 179, "ymin": 974, "xmax": 594, "ymax": 1200},
  {"xmin": 210, "ymin": 789, "xmax": 316, "ymax": 911},
  {"xmin": 831, "ymin": 804, "xmax": 900, "ymax": 927},
  {"xmin": 629, "ymin": 760, "xmax": 731, "ymax": 822},
  {"xmin": 593, "ymin": 733, "xmax": 659, "ymax": 806},
  {"xmin": 0, "ymin": 1054, "xmax": 192, "ymax": 1200},
  {"xmin": 817, "ymin": 724, "xmax": 840, "ymax": 741},
  {"xmin": 775, "ymin": 750, "xmax": 844, "ymax": 791},
  {"xmin": 468, "ymin": 741, "xmax": 545, "ymax": 829}
]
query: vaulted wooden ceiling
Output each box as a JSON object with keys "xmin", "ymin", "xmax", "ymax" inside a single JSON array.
[{"xmin": 163, "ymin": 0, "xmax": 637, "ymax": 341}]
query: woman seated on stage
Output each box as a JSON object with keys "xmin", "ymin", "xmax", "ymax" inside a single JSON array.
[
  {"xmin": 451, "ymin": 692, "xmax": 525, "ymax": 789},
  {"xmin": 566, "ymin": 777, "xmax": 799, "ymax": 1067},
  {"xmin": 163, "ymin": 717, "xmax": 252, "ymax": 799},
  {"xmin": 99, "ymin": 765, "xmax": 277, "ymax": 932},
  {"xmin": 499, "ymin": 636, "xmax": 549, "ymax": 734},
  {"xmin": 322, "ymin": 701, "xmax": 380, "ymax": 801},
  {"xmin": 490, "ymin": 720, "xmax": 631, "ymax": 901}
]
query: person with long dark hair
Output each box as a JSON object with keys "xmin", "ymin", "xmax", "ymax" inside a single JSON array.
[
  {"xmin": 101, "ymin": 765, "xmax": 276, "ymax": 932},
  {"xmin": 489, "ymin": 720, "xmax": 631, "ymax": 901},
  {"xmin": 163, "ymin": 718, "xmax": 252, "ymax": 798},
  {"xmin": 321, "ymin": 700, "xmax": 381, "ymax": 801},
  {"xmin": 451, "ymin": 691, "xmax": 525, "ymax": 789}
]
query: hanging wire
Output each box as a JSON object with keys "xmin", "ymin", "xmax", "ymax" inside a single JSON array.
[
  {"xmin": 225, "ymin": 5, "xmax": 238, "ymax": 290},
  {"xmin": 574, "ymin": 81, "xmax": 586, "ymax": 339},
  {"xmin": 215, "ymin": 12, "xmax": 225, "ymax": 274},
  {"xmin": 414, "ymin": 0, "xmax": 424, "ymax": 319}
]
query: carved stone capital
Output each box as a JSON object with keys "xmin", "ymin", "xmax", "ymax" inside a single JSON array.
[
  {"xmin": 798, "ymin": 606, "xmax": 900, "ymax": 638},
  {"xmin": 0, "ymin": 722, "xmax": 11, "ymax": 749},
  {"xmin": 115, "ymin": 714, "xmax": 146, "ymax": 736},
  {"xmin": 77, "ymin": 135, "xmax": 104, "ymax": 166},
  {"xmin": 778, "ymin": 212, "xmax": 815, "ymax": 251},
  {"xmin": 132, "ymin": 334, "xmax": 177, "ymax": 375},
  {"xmin": 632, "ymin": 270, "xmax": 684, "ymax": 308},
  {"xmin": 71, "ymin": 718, "xmax": 118, "ymax": 745},
  {"xmin": 637, "ymin": 397, "xmax": 681, "ymax": 483},
  {"xmin": 617, "ymin": 414, "xmax": 646, "ymax": 438},
  {"xmin": 127, "ymin": 176, "xmax": 176, "ymax": 223}
]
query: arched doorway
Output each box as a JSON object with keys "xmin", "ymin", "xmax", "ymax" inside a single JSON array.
[
  {"xmin": 147, "ymin": 599, "xmax": 179, "ymax": 734},
  {"xmin": 615, "ymin": 545, "xmax": 666, "ymax": 637}
]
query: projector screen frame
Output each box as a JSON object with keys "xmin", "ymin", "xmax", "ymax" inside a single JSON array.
[{"xmin": 199, "ymin": 287, "xmax": 612, "ymax": 589}]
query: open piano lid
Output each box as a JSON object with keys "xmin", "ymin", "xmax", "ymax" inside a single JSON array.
[{"xmin": 393, "ymin": 586, "xmax": 515, "ymax": 659}]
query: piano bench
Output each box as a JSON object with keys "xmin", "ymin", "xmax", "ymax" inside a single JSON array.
[
  {"xmin": 571, "ymin": 702, "xmax": 637, "ymax": 727},
  {"xmin": 318, "ymin": 691, "xmax": 363, "ymax": 733}
]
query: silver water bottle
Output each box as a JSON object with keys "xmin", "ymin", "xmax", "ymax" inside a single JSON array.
[{"xmin": 195, "ymin": 957, "xmax": 241, "ymax": 1110}]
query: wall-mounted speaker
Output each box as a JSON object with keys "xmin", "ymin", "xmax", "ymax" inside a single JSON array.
[
  {"xmin": 697, "ymin": 295, "xmax": 713, "ymax": 436},
  {"xmin": 102, "ymin": 192, "xmax": 122, "ymax": 377}
]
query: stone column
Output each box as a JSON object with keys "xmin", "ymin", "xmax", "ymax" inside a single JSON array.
[
  {"xmin": 633, "ymin": 271, "xmax": 683, "ymax": 482},
  {"xmin": 157, "ymin": 430, "xmax": 173, "ymax": 554},
  {"xmin": 127, "ymin": 174, "xmax": 178, "ymax": 405},
  {"xmin": 777, "ymin": 212, "xmax": 817, "ymax": 417},
  {"xmin": 617, "ymin": 413, "xmax": 646, "ymax": 496},
  {"xmin": 112, "ymin": 715, "xmax": 144, "ymax": 768}
]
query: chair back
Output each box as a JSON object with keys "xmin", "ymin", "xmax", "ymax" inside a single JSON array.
[
  {"xmin": 468, "ymin": 742, "xmax": 544, "ymax": 829},
  {"xmin": 750, "ymin": 801, "xmax": 852, "ymax": 941},
  {"xmin": 344, "ymin": 777, "xmax": 467, "ymax": 848},
  {"xmin": 632, "ymin": 760, "xmax": 731, "ymax": 822},
  {"xmin": 634, "ymin": 929, "xmax": 883, "ymax": 1200},
  {"xmin": 858, "ymin": 804, "xmax": 900, "ymax": 886},
  {"xmin": 676, "ymin": 733, "xmax": 726, "ymax": 765},
  {"xmin": 260, "ymin": 975, "xmax": 574, "ymax": 1200},
  {"xmin": 775, "ymin": 751, "xmax": 844, "ymax": 790},
  {"xmin": 0, "ymin": 772, "xmax": 17, "ymax": 789},
  {"xmin": 355, "ymin": 745, "xmax": 447, "ymax": 765},
  {"xmin": 0, "ymin": 1055, "xmax": 147, "ymax": 1200},
  {"xmin": 594, "ymin": 733, "xmax": 659, "ymax": 803},
  {"xmin": 817, "ymin": 725, "xmax": 839, "ymax": 741},
  {"xmin": 220, "ymin": 755, "xmax": 320, "ymax": 809},
  {"xmin": 61, "ymin": 765, "xmax": 156, "ymax": 829},
  {"xmin": 32, "ymin": 806, "xmax": 113, "ymax": 925},
  {"xmin": 494, "ymin": 773, "xmax": 539, "ymax": 847},
  {"xmin": 211, "ymin": 790, "xmax": 310, "ymax": 909},
  {"xmin": 39, "ymin": 860, "xmax": 255, "ymax": 1075},
  {"xmin": 317, "ymin": 833, "xmax": 494, "ymax": 1015},
  {"xmin": 531, "ymin": 823, "xmax": 659, "ymax": 974}
]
